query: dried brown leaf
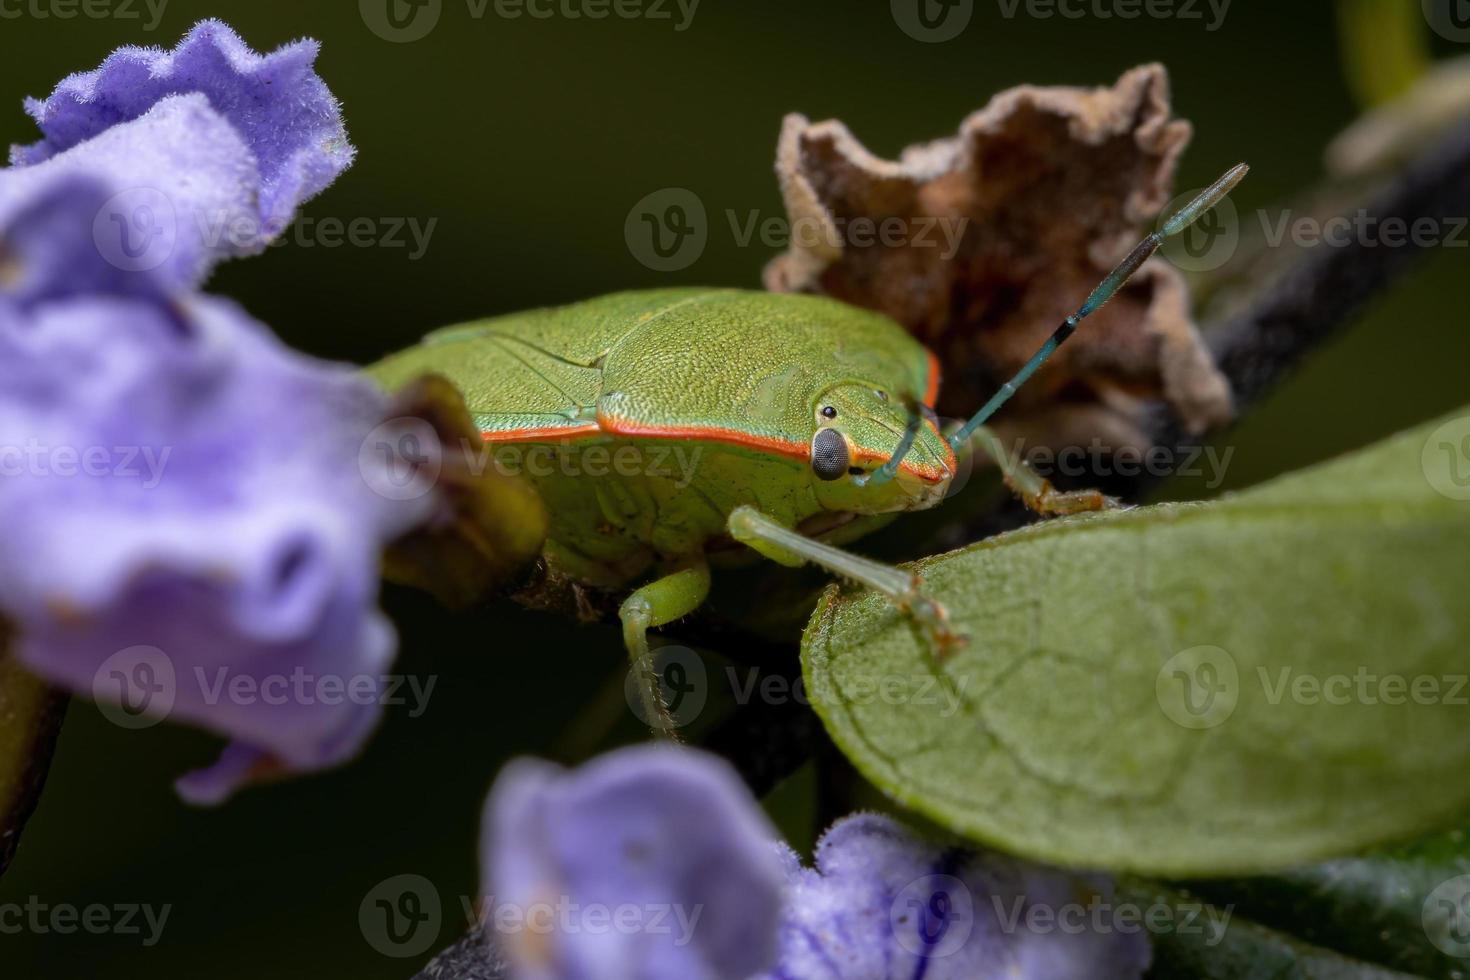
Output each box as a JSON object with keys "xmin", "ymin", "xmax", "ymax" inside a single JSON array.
[{"xmin": 765, "ymin": 64, "xmax": 1233, "ymax": 448}]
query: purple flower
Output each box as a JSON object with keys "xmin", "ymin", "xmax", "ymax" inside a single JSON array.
[
  {"xmin": 5, "ymin": 19, "xmax": 353, "ymax": 290},
  {"xmin": 762, "ymin": 814, "xmax": 1151, "ymax": 980},
  {"xmin": 479, "ymin": 748, "xmax": 1152, "ymax": 980},
  {"xmin": 0, "ymin": 26, "xmax": 427, "ymax": 803},
  {"xmin": 481, "ymin": 746, "xmax": 786, "ymax": 980}
]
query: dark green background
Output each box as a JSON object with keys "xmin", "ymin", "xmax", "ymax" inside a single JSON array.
[{"xmin": 1, "ymin": 1, "xmax": 1467, "ymax": 976}]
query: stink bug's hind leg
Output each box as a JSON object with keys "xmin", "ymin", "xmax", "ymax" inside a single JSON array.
[
  {"xmin": 619, "ymin": 555, "xmax": 711, "ymax": 740},
  {"xmin": 728, "ymin": 506, "xmax": 964, "ymax": 659},
  {"xmin": 970, "ymin": 426, "xmax": 1119, "ymax": 516}
]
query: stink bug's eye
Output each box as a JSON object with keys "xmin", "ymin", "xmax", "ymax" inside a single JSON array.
[
  {"xmin": 811, "ymin": 427, "xmax": 850, "ymax": 481},
  {"xmin": 874, "ymin": 390, "xmax": 889, "ymax": 402},
  {"xmin": 820, "ymin": 405, "xmax": 838, "ymax": 419}
]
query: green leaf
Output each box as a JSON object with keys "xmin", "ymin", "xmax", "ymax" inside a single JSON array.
[
  {"xmin": 0, "ymin": 634, "xmax": 66, "ymax": 878},
  {"xmin": 1182, "ymin": 822, "xmax": 1470, "ymax": 979},
  {"xmin": 803, "ymin": 409, "xmax": 1470, "ymax": 876},
  {"xmin": 1125, "ymin": 881, "xmax": 1423, "ymax": 980}
]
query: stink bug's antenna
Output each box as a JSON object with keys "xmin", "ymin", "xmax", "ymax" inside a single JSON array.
[
  {"xmin": 852, "ymin": 402, "xmax": 924, "ymax": 487},
  {"xmin": 946, "ymin": 162, "xmax": 1249, "ymax": 455}
]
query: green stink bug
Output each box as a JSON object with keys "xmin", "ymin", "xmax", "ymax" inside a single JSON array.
[{"xmin": 369, "ymin": 164, "xmax": 1247, "ymax": 731}]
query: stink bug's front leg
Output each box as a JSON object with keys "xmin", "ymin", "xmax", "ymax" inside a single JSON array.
[
  {"xmin": 619, "ymin": 555, "xmax": 711, "ymax": 739},
  {"xmin": 969, "ymin": 426, "xmax": 1119, "ymax": 516},
  {"xmin": 727, "ymin": 506, "xmax": 964, "ymax": 658}
]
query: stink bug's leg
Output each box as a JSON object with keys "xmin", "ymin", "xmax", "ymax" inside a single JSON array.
[
  {"xmin": 728, "ymin": 506, "xmax": 964, "ymax": 657},
  {"xmin": 619, "ymin": 556, "xmax": 711, "ymax": 740},
  {"xmin": 970, "ymin": 426, "xmax": 1119, "ymax": 516},
  {"xmin": 947, "ymin": 163, "xmax": 1249, "ymax": 455}
]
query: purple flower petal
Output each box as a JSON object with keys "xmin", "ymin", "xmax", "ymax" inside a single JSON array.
[
  {"xmin": 762, "ymin": 814, "xmax": 1152, "ymax": 980},
  {"xmin": 1, "ymin": 94, "xmax": 261, "ymax": 291},
  {"xmin": 8, "ymin": 19, "xmax": 353, "ymax": 290},
  {"xmin": 0, "ymin": 184, "xmax": 431, "ymax": 804},
  {"xmin": 0, "ymin": 175, "xmax": 159, "ymax": 305},
  {"xmin": 482, "ymin": 746, "xmax": 785, "ymax": 980},
  {"xmin": 14, "ymin": 19, "xmax": 353, "ymax": 227}
]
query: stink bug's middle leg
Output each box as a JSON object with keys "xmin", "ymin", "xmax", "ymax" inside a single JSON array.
[
  {"xmin": 969, "ymin": 426, "xmax": 1119, "ymax": 516},
  {"xmin": 619, "ymin": 555, "xmax": 711, "ymax": 739},
  {"xmin": 727, "ymin": 505, "xmax": 965, "ymax": 658}
]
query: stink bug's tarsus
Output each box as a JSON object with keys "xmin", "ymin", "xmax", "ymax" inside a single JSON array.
[{"xmin": 370, "ymin": 163, "xmax": 1248, "ymax": 735}]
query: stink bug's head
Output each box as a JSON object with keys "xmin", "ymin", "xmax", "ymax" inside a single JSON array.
[{"xmin": 805, "ymin": 381, "xmax": 954, "ymax": 514}]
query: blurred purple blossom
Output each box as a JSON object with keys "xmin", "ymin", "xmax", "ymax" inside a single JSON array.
[
  {"xmin": 761, "ymin": 813, "xmax": 1152, "ymax": 980},
  {"xmin": 5, "ymin": 19, "xmax": 354, "ymax": 290},
  {"xmin": 478, "ymin": 747, "xmax": 1151, "ymax": 980},
  {"xmin": 481, "ymin": 746, "xmax": 785, "ymax": 980},
  {"xmin": 0, "ymin": 24, "xmax": 430, "ymax": 803}
]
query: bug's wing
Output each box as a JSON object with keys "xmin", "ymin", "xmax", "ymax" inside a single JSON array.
[
  {"xmin": 369, "ymin": 290, "xmax": 731, "ymax": 442},
  {"xmin": 367, "ymin": 329, "xmax": 603, "ymax": 440},
  {"xmin": 596, "ymin": 315, "xmax": 816, "ymax": 444},
  {"xmin": 594, "ymin": 292, "xmax": 928, "ymax": 445}
]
